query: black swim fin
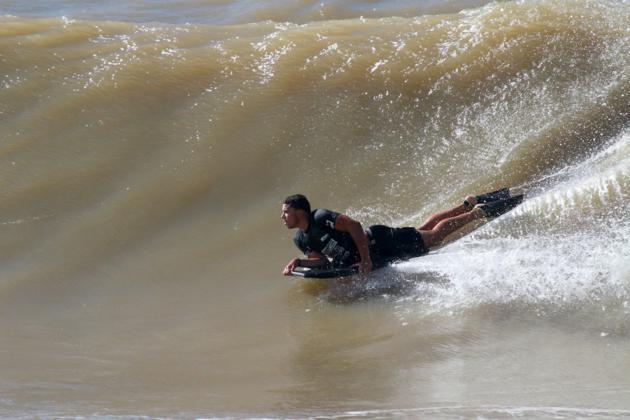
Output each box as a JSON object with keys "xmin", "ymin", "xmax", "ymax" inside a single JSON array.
[
  {"xmin": 475, "ymin": 187, "xmax": 511, "ymax": 204},
  {"xmin": 477, "ymin": 194, "xmax": 524, "ymax": 218},
  {"xmin": 464, "ymin": 187, "xmax": 511, "ymax": 209}
]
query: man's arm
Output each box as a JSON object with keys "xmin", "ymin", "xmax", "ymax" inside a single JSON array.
[
  {"xmin": 334, "ymin": 214, "xmax": 372, "ymax": 274},
  {"xmin": 301, "ymin": 251, "xmax": 329, "ymax": 267},
  {"xmin": 283, "ymin": 252, "xmax": 328, "ymax": 276}
]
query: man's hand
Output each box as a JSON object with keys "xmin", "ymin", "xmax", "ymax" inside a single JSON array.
[
  {"xmin": 358, "ymin": 257, "xmax": 373, "ymax": 275},
  {"xmin": 283, "ymin": 258, "xmax": 300, "ymax": 276}
]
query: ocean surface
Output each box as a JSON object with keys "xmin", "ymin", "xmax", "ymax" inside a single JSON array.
[{"xmin": 1, "ymin": 0, "xmax": 629, "ymax": 418}]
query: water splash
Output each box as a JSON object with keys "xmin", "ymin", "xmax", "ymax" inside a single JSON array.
[{"xmin": 396, "ymin": 133, "xmax": 630, "ymax": 317}]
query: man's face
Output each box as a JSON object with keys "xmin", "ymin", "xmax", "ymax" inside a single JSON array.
[{"xmin": 281, "ymin": 204, "xmax": 299, "ymax": 229}]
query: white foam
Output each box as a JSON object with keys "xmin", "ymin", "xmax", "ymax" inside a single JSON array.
[{"xmin": 395, "ymin": 132, "xmax": 630, "ymax": 313}]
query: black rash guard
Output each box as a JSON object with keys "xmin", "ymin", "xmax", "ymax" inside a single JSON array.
[
  {"xmin": 293, "ymin": 209, "xmax": 430, "ymax": 269},
  {"xmin": 293, "ymin": 209, "xmax": 361, "ymax": 267}
]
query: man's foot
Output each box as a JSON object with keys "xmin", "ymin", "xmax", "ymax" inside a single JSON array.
[
  {"xmin": 475, "ymin": 194, "xmax": 524, "ymax": 218},
  {"xmin": 464, "ymin": 187, "xmax": 511, "ymax": 210},
  {"xmin": 463, "ymin": 195, "xmax": 478, "ymax": 209}
]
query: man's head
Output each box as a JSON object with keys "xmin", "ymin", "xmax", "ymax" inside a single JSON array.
[{"xmin": 281, "ymin": 194, "xmax": 311, "ymax": 229}]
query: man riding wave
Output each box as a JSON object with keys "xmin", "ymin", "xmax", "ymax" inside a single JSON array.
[{"xmin": 281, "ymin": 190, "xmax": 521, "ymax": 276}]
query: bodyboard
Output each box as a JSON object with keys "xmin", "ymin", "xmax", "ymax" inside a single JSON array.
[{"xmin": 290, "ymin": 266, "xmax": 359, "ymax": 279}]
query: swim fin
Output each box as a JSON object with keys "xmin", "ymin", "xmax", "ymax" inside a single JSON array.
[
  {"xmin": 464, "ymin": 187, "xmax": 511, "ymax": 209},
  {"xmin": 475, "ymin": 187, "xmax": 511, "ymax": 204},
  {"xmin": 476, "ymin": 194, "xmax": 524, "ymax": 218}
]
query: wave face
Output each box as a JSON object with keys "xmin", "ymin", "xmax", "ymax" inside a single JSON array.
[{"xmin": 0, "ymin": 0, "xmax": 629, "ymax": 417}]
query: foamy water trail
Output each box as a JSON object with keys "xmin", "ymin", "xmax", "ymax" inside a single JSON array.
[{"xmin": 395, "ymin": 132, "xmax": 630, "ymax": 319}]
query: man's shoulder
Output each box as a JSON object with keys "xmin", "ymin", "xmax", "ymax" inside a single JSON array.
[{"xmin": 312, "ymin": 208, "xmax": 340, "ymax": 229}]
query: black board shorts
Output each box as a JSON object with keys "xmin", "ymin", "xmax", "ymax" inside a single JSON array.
[{"xmin": 366, "ymin": 225, "xmax": 429, "ymax": 268}]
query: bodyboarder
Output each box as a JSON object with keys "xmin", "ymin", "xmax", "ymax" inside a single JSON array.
[{"xmin": 281, "ymin": 190, "xmax": 522, "ymax": 276}]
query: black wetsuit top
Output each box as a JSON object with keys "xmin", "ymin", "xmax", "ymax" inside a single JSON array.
[
  {"xmin": 293, "ymin": 209, "xmax": 361, "ymax": 268},
  {"xmin": 293, "ymin": 209, "xmax": 430, "ymax": 269}
]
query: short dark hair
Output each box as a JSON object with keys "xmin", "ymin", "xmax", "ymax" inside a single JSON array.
[{"xmin": 284, "ymin": 194, "xmax": 311, "ymax": 214}]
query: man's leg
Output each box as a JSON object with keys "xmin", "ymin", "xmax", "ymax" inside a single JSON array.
[
  {"xmin": 418, "ymin": 195, "xmax": 477, "ymax": 230},
  {"xmin": 419, "ymin": 206, "xmax": 483, "ymax": 248}
]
